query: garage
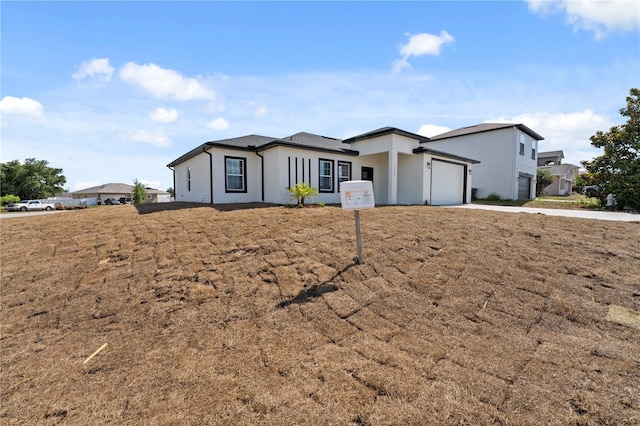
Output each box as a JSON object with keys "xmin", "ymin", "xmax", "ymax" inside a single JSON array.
[
  {"xmin": 431, "ymin": 160, "xmax": 465, "ymax": 205},
  {"xmin": 518, "ymin": 174, "xmax": 532, "ymax": 200}
]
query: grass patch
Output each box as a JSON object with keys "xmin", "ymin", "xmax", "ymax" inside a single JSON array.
[{"xmin": 1, "ymin": 204, "xmax": 638, "ymax": 424}]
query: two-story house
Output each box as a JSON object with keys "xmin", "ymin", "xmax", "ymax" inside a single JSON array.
[{"xmin": 424, "ymin": 123, "xmax": 545, "ymax": 200}]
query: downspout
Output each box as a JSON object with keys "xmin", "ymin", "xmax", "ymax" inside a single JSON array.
[
  {"xmin": 167, "ymin": 166, "xmax": 175, "ymax": 200},
  {"xmin": 203, "ymin": 146, "xmax": 213, "ymax": 204},
  {"xmin": 253, "ymin": 147, "xmax": 265, "ymax": 201}
]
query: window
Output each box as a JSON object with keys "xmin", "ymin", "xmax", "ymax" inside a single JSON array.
[
  {"xmin": 531, "ymin": 148, "xmax": 536, "ymax": 160},
  {"xmin": 187, "ymin": 167, "xmax": 191, "ymax": 191},
  {"xmin": 318, "ymin": 159, "xmax": 334, "ymax": 192},
  {"xmin": 519, "ymin": 142, "xmax": 525, "ymax": 156},
  {"xmin": 225, "ymin": 156, "xmax": 247, "ymax": 193},
  {"xmin": 338, "ymin": 161, "xmax": 352, "ymax": 190}
]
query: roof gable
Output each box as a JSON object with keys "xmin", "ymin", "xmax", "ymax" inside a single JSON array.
[{"xmin": 342, "ymin": 127, "xmax": 430, "ymax": 144}]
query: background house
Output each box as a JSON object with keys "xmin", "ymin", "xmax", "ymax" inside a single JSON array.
[
  {"xmin": 537, "ymin": 151, "xmax": 580, "ymax": 196},
  {"xmin": 72, "ymin": 183, "xmax": 170, "ymax": 204},
  {"xmin": 167, "ymin": 127, "xmax": 479, "ymax": 206},
  {"xmin": 424, "ymin": 123, "xmax": 544, "ymax": 200}
]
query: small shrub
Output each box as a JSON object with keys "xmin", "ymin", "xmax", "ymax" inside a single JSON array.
[
  {"xmin": 0, "ymin": 195, "xmax": 20, "ymax": 206},
  {"xmin": 288, "ymin": 183, "xmax": 319, "ymax": 207},
  {"xmin": 486, "ymin": 193, "xmax": 502, "ymax": 201}
]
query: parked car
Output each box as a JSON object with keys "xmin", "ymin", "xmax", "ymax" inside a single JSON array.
[
  {"xmin": 584, "ymin": 185, "xmax": 599, "ymax": 198},
  {"xmin": 104, "ymin": 198, "xmax": 120, "ymax": 205},
  {"xmin": 7, "ymin": 200, "xmax": 56, "ymax": 211},
  {"xmin": 118, "ymin": 197, "xmax": 133, "ymax": 204}
]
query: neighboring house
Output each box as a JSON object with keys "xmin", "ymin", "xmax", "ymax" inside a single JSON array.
[
  {"xmin": 537, "ymin": 150, "xmax": 580, "ymax": 196},
  {"xmin": 423, "ymin": 123, "xmax": 545, "ymax": 201},
  {"xmin": 167, "ymin": 127, "xmax": 480, "ymax": 206},
  {"xmin": 71, "ymin": 183, "xmax": 170, "ymax": 204}
]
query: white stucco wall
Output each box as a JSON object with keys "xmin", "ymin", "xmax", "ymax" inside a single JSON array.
[
  {"xmin": 397, "ymin": 153, "xmax": 426, "ymax": 205},
  {"xmin": 426, "ymin": 127, "xmax": 537, "ymax": 200},
  {"xmin": 173, "ymin": 152, "xmax": 212, "ymax": 203}
]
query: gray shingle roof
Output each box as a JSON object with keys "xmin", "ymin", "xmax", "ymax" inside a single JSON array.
[
  {"xmin": 538, "ymin": 150, "xmax": 564, "ymax": 159},
  {"xmin": 71, "ymin": 183, "xmax": 168, "ymax": 195},
  {"xmin": 428, "ymin": 123, "xmax": 544, "ymax": 141},
  {"xmin": 167, "ymin": 132, "xmax": 356, "ymax": 167}
]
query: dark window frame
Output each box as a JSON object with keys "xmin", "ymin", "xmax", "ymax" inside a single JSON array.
[
  {"xmin": 519, "ymin": 142, "xmax": 525, "ymax": 156},
  {"xmin": 337, "ymin": 160, "xmax": 352, "ymax": 191},
  {"xmin": 224, "ymin": 156, "xmax": 247, "ymax": 193},
  {"xmin": 187, "ymin": 166, "xmax": 191, "ymax": 192},
  {"xmin": 318, "ymin": 158, "xmax": 334, "ymax": 193},
  {"xmin": 531, "ymin": 148, "xmax": 536, "ymax": 160}
]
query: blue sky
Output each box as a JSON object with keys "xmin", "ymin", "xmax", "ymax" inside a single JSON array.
[{"xmin": 2, "ymin": 1, "xmax": 639, "ymax": 192}]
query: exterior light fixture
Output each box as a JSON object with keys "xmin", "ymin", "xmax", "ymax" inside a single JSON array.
[{"xmin": 426, "ymin": 162, "xmax": 431, "ymax": 169}]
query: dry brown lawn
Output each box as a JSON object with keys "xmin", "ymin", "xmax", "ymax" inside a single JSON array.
[{"xmin": 1, "ymin": 203, "xmax": 639, "ymax": 425}]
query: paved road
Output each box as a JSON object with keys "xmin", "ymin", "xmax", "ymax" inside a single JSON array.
[
  {"xmin": 0, "ymin": 210, "xmax": 70, "ymax": 220},
  {"xmin": 446, "ymin": 204, "xmax": 640, "ymax": 222}
]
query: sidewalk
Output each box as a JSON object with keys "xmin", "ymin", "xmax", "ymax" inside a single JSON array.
[{"xmin": 446, "ymin": 204, "xmax": 640, "ymax": 222}]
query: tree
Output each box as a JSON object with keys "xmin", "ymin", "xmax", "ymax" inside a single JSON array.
[
  {"xmin": 0, "ymin": 158, "xmax": 66, "ymax": 200},
  {"xmin": 132, "ymin": 179, "xmax": 147, "ymax": 204},
  {"xmin": 582, "ymin": 88, "xmax": 640, "ymax": 211},
  {"xmin": 166, "ymin": 187, "xmax": 175, "ymax": 198},
  {"xmin": 288, "ymin": 182, "xmax": 319, "ymax": 206},
  {"xmin": 574, "ymin": 172, "xmax": 595, "ymax": 189},
  {"xmin": 536, "ymin": 169, "xmax": 553, "ymax": 197}
]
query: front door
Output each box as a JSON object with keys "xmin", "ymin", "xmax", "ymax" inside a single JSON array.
[{"xmin": 361, "ymin": 167, "xmax": 373, "ymax": 182}]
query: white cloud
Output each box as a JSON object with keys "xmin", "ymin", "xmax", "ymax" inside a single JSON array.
[
  {"xmin": 393, "ymin": 31, "xmax": 455, "ymax": 73},
  {"xmin": 139, "ymin": 179, "xmax": 162, "ymax": 189},
  {"xmin": 0, "ymin": 96, "xmax": 44, "ymax": 117},
  {"xmin": 488, "ymin": 109, "xmax": 612, "ymax": 165},
  {"xmin": 527, "ymin": 0, "xmax": 639, "ymax": 38},
  {"xmin": 149, "ymin": 107, "xmax": 178, "ymax": 123},
  {"xmin": 417, "ymin": 124, "xmax": 451, "ymax": 137},
  {"xmin": 254, "ymin": 105, "xmax": 268, "ymax": 117},
  {"xmin": 125, "ymin": 130, "xmax": 172, "ymax": 147},
  {"xmin": 206, "ymin": 117, "xmax": 229, "ymax": 130},
  {"xmin": 119, "ymin": 62, "xmax": 216, "ymax": 101},
  {"xmin": 72, "ymin": 58, "xmax": 114, "ymax": 82},
  {"xmin": 72, "ymin": 181, "xmax": 101, "ymax": 191}
]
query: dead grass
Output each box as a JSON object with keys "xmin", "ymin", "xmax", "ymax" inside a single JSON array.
[{"xmin": 1, "ymin": 203, "xmax": 639, "ymax": 425}]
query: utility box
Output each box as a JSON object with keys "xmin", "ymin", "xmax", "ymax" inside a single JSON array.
[{"xmin": 340, "ymin": 180, "xmax": 375, "ymax": 210}]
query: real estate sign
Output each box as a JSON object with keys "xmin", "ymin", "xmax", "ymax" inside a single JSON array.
[
  {"xmin": 339, "ymin": 180, "xmax": 375, "ymax": 210},
  {"xmin": 339, "ymin": 180, "xmax": 375, "ymax": 265}
]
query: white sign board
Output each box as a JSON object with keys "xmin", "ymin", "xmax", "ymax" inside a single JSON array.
[{"xmin": 340, "ymin": 180, "xmax": 375, "ymax": 210}]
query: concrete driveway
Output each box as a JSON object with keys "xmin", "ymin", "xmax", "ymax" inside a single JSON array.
[{"xmin": 446, "ymin": 204, "xmax": 640, "ymax": 222}]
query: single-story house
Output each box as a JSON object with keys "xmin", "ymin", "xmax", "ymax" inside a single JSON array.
[
  {"xmin": 424, "ymin": 123, "xmax": 545, "ymax": 200},
  {"xmin": 167, "ymin": 127, "xmax": 480, "ymax": 206},
  {"xmin": 537, "ymin": 151, "xmax": 580, "ymax": 196},
  {"xmin": 72, "ymin": 183, "xmax": 171, "ymax": 204}
]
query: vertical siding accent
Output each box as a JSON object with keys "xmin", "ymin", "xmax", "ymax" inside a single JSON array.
[
  {"xmin": 295, "ymin": 157, "xmax": 299, "ymax": 185},
  {"xmin": 308, "ymin": 158, "xmax": 311, "ymax": 184},
  {"xmin": 288, "ymin": 156, "xmax": 291, "ymax": 189},
  {"xmin": 302, "ymin": 158, "xmax": 305, "ymax": 184}
]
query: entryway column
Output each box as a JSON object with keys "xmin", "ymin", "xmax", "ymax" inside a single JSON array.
[{"xmin": 388, "ymin": 149, "xmax": 398, "ymax": 205}]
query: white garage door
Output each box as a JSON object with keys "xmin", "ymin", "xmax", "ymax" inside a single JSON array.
[{"xmin": 431, "ymin": 160, "xmax": 465, "ymax": 205}]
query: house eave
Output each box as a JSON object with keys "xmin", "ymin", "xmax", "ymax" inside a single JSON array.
[{"xmin": 412, "ymin": 147, "xmax": 481, "ymax": 164}]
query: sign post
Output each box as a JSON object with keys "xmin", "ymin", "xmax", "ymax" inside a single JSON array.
[{"xmin": 339, "ymin": 180, "xmax": 375, "ymax": 265}]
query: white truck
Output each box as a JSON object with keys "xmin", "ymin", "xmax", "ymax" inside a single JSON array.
[{"xmin": 7, "ymin": 200, "xmax": 57, "ymax": 212}]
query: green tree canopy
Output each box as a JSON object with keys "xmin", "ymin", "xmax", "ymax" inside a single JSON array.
[
  {"xmin": 582, "ymin": 88, "xmax": 640, "ymax": 211},
  {"xmin": 132, "ymin": 179, "xmax": 147, "ymax": 204},
  {"xmin": 536, "ymin": 169, "xmax": 553, "ymax": 197},
  {"xmin": 0, "ymin": 158, "xmax": 66, "ymax": 200}
]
